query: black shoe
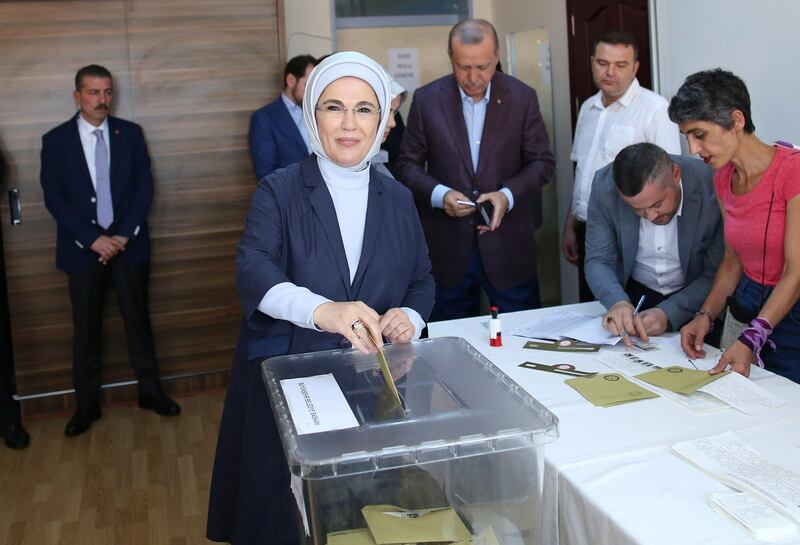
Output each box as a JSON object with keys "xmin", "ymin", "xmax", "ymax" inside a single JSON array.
[
  {"xmin": 65, "ymin": 407, "xmax": 102, "ymax": 437},
  {"xmin": 138, "ymin": 393, "xmax": 181, "ymax": 416},
  {"xmin": 0, "ymin": 422, "xmax": 30, "ymax": 449}
]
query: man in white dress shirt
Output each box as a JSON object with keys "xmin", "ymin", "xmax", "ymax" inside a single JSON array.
[
  {"xmin": 585, "ymin": 143, "xmax": 723, "ymax": 345},
  {"xmin": 562, "ymin": 30, "xmax": 681, "ymax": 301}
]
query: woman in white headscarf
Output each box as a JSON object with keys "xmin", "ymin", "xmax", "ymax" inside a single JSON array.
[
  {"xmin": 207, "ymin": 52, "xmax": 434, "ymax": 545},
  {"xmin": 372, "ymin": 71, "xmax": 408, "ymax": 179}
]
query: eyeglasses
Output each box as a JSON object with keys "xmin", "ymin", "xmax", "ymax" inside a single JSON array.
[{"xmin": 315, "ymin": 104, "xmax": 381, "ymax": 120}]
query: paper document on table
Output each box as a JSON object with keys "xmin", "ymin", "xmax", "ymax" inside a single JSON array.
[
  {"xmin": 510, "ymin": 310, "xmax": 622, "ymax": 345},
  {"xmin": 673, "ymin": 431, "xmax": 800, "ymax": 525},
  {"xmin": 698, "ymin": 371, "xmax": 786, "ymax": 416},
  {"xmin": 636, "ymin": 366, "xmax": 728, "ymax": 394},
  {"xmin": 280, "ymin": 373, "xmax": 359, "ymax": 435},
  {"xmin": 595, "ymin": 352, "xmax": 728, "ymax": 412},
  {"xmin": 565, "ymin": 373, "xmax": 659, "ymax": 407},
  {"xmin": 709, "ymin": 491, "xmax": 799, "ymax": 542}
]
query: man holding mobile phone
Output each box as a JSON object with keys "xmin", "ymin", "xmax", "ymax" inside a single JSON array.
[{"xmin": 396, "ymin": 19, "xmax": 554, "ymax": 321}]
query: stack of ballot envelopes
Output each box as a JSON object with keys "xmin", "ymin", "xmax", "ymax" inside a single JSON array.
[{"xmin": 325, "ymin": 504, "xmax": 502, "ymax": 545}]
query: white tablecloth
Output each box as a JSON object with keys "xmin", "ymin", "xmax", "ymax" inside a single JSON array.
[{"xmin": 428, "ymin": 302, "xmax": 800, "ymax": 545}]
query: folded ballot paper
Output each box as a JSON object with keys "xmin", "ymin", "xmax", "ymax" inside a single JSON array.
[
  {"xmin": 565, "ymin": 373, "xmax": 659, "ymax": 407},
  {"xmin": 361, "ymin": 504, "xmax": 472, "ymax": 544},
  {"xmin": 327, "ymin": 505, "xmax": 500, "ymax": 545},
  {"xmin": 635, "ymin": 366, "xmax": 728, "ymax": 395},
  {"xmin": 709, "ymin": 491, "xmax": 799, "ymax": 542}
]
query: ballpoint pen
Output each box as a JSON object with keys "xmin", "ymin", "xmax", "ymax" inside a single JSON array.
[
  {"xmin": 621, "ymin": 295, "xmax": 646, "ymax": 343},
  {"xmin": 632, "ymin": 295, "xmax": 646, "ymax": 316}
]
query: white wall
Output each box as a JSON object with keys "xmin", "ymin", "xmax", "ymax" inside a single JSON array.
[
  {"xmin": 284, "ymin": 0, "xmax": 335, "ymax": 59},
  {"xmin": 492, "ymin": 3, "xmax": 575, "ymax": 304},
  {"xmin": 652, "ymin": 0, "xmax": 800, "ymax": 144}
]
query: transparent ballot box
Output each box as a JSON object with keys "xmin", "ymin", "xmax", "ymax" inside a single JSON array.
[{"xmin": 262, "ymin": 336, "xmax": 559, "ymax": 545}]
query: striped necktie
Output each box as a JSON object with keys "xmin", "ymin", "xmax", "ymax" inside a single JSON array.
[{"xmin": 93, "ymin": 128, "xmax": 114, "ymax": 229}]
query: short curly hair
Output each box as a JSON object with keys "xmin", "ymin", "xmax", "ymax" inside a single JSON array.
[{"xmin": 668, "ymin": 68, "xmax": 755, "ymax": 133}]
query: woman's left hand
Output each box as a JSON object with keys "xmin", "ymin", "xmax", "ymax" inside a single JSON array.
[
  {"xmin": 379, "ymin": 308, "xmax": 415, "ymax": 344},
  {"xmin": 711, "ymin": 340, "xmax": 753, "ymax": 377}
]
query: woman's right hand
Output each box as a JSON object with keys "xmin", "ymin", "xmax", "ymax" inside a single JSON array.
[
  {"xmin": 313, "ymin": 301, "xmax": 382, "ymax": 355},
  {"xmin": 681, "ymin": 315, "xmax": 711, "ymax": 359}
]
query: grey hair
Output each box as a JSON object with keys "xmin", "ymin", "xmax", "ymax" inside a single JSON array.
[
  {"xmin": 613, "ymin": 143, "xmax": 674, "ymax": 197},
  {"xmin": 668, "ymin": 68, "xmax": 755, "ymax": 133},
  {"xmin": 448, "ymin": 19, "xmax": 499, "ymax": 55}
]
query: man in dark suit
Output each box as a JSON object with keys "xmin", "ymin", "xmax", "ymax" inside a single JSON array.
[
  {"xmin": 40, "ymin": 64, "xmax": 180, "ymax": 438},
  {"xmin": 0, "ymin": 153, "xmax": 30, "ymax": 449},
  {"xmin": 249, "ymin": 54, "xmax": 317, "ymax": 180},
  {"xmin": 395, "ymin": 19, "xmax": 555, "ymax": 321},
  {"xmin": 585, "ymin": 143, "xmax": 724, "ymax": 344}
]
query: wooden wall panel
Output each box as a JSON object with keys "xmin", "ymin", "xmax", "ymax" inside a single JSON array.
[{"xmin": 0, "ymin": 0, "xmax": 281, "ymax": 416}]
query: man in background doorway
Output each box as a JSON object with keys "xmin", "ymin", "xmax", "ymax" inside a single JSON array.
[
  {"xmin": 562, "ymin": 30, "xmax": 680, "ymax": 301},
  {"xmin": 249, "ymin": 54, "xmax": 317, "ymax": 180},
  {"xmin": 396, "ymin": 19, "xmax": 554, "ymax": 321},
  {"xmin": 40, "ymin": 64, "xmax": 180, "ymax": 438}
]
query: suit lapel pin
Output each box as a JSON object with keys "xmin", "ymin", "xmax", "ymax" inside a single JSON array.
[
  {"xmin": 497, "ymin": 99, "xmax": 502, "ymax": 104},
  {"xmin": 114, "ymin": 129, "xmax": 119, "ymax": 135}
]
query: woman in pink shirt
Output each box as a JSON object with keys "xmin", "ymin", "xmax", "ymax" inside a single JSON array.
[{"xmin": 669, "ymin": 69, "xmax": 800, "ymax": 383}]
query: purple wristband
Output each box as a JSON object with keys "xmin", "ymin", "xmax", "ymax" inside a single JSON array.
[{"xmin": 737, "ymin": 316, "xmax": 776, "ymax": 368}]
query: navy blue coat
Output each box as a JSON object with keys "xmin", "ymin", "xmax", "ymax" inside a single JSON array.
[
  {"xmin": 207, "ymin": 156, "xmax": 435, "ymax": 545},
  {"xmin": 40, "ymin": 114, "xmax": 153, "ymax": 273},
  {"xmin": 249, "ymin": 97, "xmax": 310, "ymax": 181}
]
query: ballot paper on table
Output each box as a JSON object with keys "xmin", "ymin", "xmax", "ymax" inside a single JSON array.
[
  {"xmin": 361, "ymin": 504, "xmax": 472, "ymax": 544},
  {"xmin": 523, "ymin": 339, "xmax": 601, "ymax": 352},
  {"xmin": 595, "ymin": 352, "xmax": 729, "ymax": 412},
  {"xmin": 709, "ymin": 491, "xmax": 800, "ymax": 542},
  {"xmin": 565, "ymin": 373, "xmax": 659, "ymax": 407},
  {"xmin": 673, "ymin": 431, "xmax": 800, "ymax": 525},
  {"xmin": 510, "ymin": 310, "xmax": 622, "ymax": 345},
  {"xmin": 635, "ymin": 366, "xmax": 728, "ymax": 395},
  {"xmin": 280, "ymin": 373, "xmax": 359, "ymax": 435},
  {"xmin": 696, "ymin": 370, "xmax": 786, "ymax": 416}
]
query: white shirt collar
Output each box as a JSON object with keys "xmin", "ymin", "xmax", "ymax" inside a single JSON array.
[
  {"xmin": 458, "ymin": 82, "xmax": 492, "ymax": 104},
  {"xmin": 77, "ymin": 114, "xmax": 109, "ymax": 138},
  {"xmin": 590, "ymin": 78, "xmax": 641, "ymax": 110}
]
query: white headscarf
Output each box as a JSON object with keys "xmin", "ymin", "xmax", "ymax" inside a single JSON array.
[
  {"xmin": 385, "ymin": 70, "xmax": 407, "ymax": 102},
  {"xmin": 303, "ymin": 51, "xmax": 392, "ymax": 172}
]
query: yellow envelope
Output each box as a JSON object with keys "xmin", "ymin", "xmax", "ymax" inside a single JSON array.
[
  {"xmin": 636, "ymin": 366, "xmax": 729, "ymax": 395},
  {"xmin": 565, "ymin": 373, "xmax": 659, "ymax": 407},
  {"xmin": 361, "ymin": 504, "xmax": 472, "ymax": 544},
  {"xmin": 327, "ymin": 528, "xmax": 377, "ymax": 545}
]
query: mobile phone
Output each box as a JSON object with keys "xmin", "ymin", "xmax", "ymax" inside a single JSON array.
[{"xmin": 478, "ymin": 201, "xmax": 494, "ymax": 225}]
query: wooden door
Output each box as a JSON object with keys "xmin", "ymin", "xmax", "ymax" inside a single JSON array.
[
  {"xmin": 566, "ymin": 0, "xmax": 651, "ymax": 125},
  {"xmin": 0, "ymin": 0, "xmax": 283, "ymax": 416}
]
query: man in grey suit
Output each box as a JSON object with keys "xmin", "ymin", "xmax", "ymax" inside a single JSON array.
[{"xmin": 585, "ymin": 143, "xmax": 723, "ymax": 345}]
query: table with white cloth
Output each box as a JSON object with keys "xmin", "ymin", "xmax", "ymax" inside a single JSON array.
[{"xmin": 428, "ymin": 302, "xmax": 800, "ymax": 545}]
